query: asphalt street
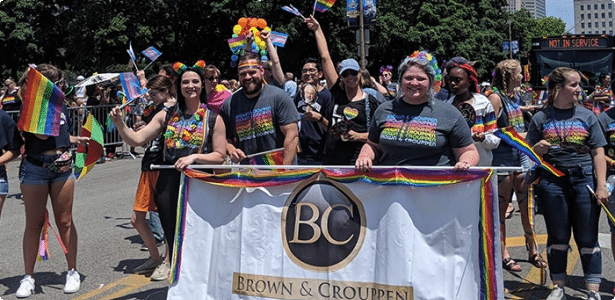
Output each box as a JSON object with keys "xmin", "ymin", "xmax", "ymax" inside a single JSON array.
[{"xmin": 0, "ymin": 155, "xmax": 613, "ymax": 299}]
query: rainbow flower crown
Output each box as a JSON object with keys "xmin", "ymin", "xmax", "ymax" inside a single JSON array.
[{"xmin": 404, "ymin": 51, "xmax": 443, "ymax": 92}]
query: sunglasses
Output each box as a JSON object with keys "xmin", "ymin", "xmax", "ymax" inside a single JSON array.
[{"xmin": 341, "ymin": 70, "xmax": 359, "ymax": 78}]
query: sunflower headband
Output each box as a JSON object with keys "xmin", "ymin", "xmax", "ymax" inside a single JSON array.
[{"xmin": 173, "ymin": 60, "xmax": 206, "ymax": 75}]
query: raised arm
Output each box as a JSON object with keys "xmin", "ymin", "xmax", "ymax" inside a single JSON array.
[
  {"xmin": 261, "ymin": 31, "xmax": 286, "ymax": 87},
  {"xmin": 305, "ymin": 15, "xmax": 338, "ymax": 88},
  {"xmin": 109, "ymin": 107, "xmax": 165, "ymax": 147}
]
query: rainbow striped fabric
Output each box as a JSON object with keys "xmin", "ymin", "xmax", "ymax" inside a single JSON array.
[
  {"xmin": 74, "ymin": 114, "xmax": 104, "ymax": 181},
  {"xmin": 314, "ymin": 0, "xmax": 335, "ymax": 12},
  {"xmin": 17, "ymin": 66, "xmax": 65, "ymax": 136},
  {"xmin": 494, "ymin": 126, "xmax": 564, "ymax": 177}
]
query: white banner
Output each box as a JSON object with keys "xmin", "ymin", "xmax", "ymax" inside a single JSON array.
[{"xmin": 169, "ymin": 169, "xmax": 502, "ymax": 300}]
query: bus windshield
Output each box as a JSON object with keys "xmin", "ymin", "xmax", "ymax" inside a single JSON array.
[{"xmin": 533, "ymin": 50, "xmax": 613, "ymax": 84}]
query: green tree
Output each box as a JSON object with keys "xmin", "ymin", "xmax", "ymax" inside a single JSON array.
[{"xmin": 531, "ymin": 16, "xmax": 566, "ymax": 38}]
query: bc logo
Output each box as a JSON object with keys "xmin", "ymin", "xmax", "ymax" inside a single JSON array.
[{"xmin": 282, "ymin": 175, "xmax": 366, "ymax": 271}]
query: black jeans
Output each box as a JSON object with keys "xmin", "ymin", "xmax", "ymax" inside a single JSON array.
[{"xmin": 153, "ymin": 168, "xmax": 181, "ymax": 258}]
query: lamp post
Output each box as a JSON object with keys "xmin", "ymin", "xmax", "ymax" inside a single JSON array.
[{"xmin": 508, "ymin": 19, "xmax": 513, "ymax": 59}]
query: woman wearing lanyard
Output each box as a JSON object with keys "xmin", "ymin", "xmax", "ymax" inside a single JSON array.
[{"xmin": 528, "ymin": 67, "xmax": 607, "ymax": 300}]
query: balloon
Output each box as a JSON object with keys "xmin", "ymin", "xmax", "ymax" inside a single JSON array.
[
  {"xmin": 261, "ymin": 56, "xmax": 268, "ymax": 61},
  {"xmin": 259, "ymin": 41, "xmax": 266, "ymax": 50},
  {"xmin": 230, "ymin": 61, "xmax": 237, "ymax": 68},
  {"xmin": 249, "ymin": 27, "xmax": 259, "ymax": 35},
  {"xmin": 238, "ymin": 18, "xmax": 248, "ymax": 28},
  {"xmin": 264, "ymin": 27, "xmax": 271, "ymax": 32},
  {"xmin": 248, "ymin": 18, "xmax": 258, "ymax": 28},
  {"xmin": 232, "ymin": 33, "xmax": 238, "ymax": 38},
  {"xmin": 257, "ymin": 19, "xmax": 267, "ymax": 29},
  {"xmin": 233, "ymin": 25, "xmax": 242, "ymax": 35},
  {"xmin": 231, "ymin": 55, "xmax": 238, "ymax": 61},
  {"xmin": 254, "ymin": 37, "xmax": 262, "ymax": 44},
  {"xmin": 260, "ymin": 49, "xmax": 267, "ymax": 56}
]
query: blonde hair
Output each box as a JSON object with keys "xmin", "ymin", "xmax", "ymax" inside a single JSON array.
[
  {"xmin": 546, "ymin": 67, "xmax": 578, "ymax": 106},
  {"xmin": 491, "ymin": 59, "xmax": 520, "ymax": 93}
]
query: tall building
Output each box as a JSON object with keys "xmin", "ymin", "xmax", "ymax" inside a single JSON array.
[
  {"xmin": 574, "ymin": 0, "xmax": 615, "ymax": 35},
  {"xmin": 507, "ymin": 0, "xmax": 546, "ymax": 17}
]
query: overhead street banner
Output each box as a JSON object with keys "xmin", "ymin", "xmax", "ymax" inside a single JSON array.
[{"xmin": 168, "ymin": 168, "xmax": 502, "ymax": 300}]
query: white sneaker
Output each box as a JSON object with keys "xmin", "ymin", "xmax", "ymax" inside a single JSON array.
[
  {"xmin": 587, "ymin": 291, "xmax": 602, "ymax": 300},
  {"xmin": 150, "ymin": 262, "xmax": 170, "ymax": 281},
  {"xmin": 63, "ymin": 269, "xmax": 80, "ymax": 294},
  {"xmin": 546, "ymin": 286, "xmax": 566, "ymax": 300},
  {"xmin": 16, "ymin": 275, "xmax": 35, "ymax": 298}
]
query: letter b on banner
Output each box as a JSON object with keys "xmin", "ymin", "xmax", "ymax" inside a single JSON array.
[{"xmin": 282, "ymin": 176, "xmax": 366, "ymax": 271}]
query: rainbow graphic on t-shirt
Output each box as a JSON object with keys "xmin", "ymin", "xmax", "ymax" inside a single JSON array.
[
  {"xmin": 2, "ymin": 95, "xmax": 15, "ymax": 105},
  {"xmin": 381, "ymin": 115, "xmax": 437, "ymax": 147},
  {"xmin": 235, "ymin": 106, "xmax": 275, "ymax": 142},
  {"xmin": 343, "ymin": 107, "xmax": 359, "ymax": 120},
  {"xmin": 608, "ymin": 123, "xmax": 615, "ymax": 144},
  {"xmin": 542, "ymin": 120, "xmax": 590, "ymax": 145}
]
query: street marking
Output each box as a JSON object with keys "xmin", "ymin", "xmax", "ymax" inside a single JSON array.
[
  {"xmin": 505, "ymin": 235, "xmax": 581, "ymax": 299},
  {"xmin": 72, "ymin": 274, "xmax": 156, "ymax": 300}
]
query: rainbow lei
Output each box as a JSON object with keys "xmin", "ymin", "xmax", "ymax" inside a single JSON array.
[{"xmin": 164, "ymin": 106, "xmax": 207, "ymax": 149}]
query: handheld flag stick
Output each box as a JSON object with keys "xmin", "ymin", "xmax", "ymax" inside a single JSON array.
[
  {"xmin": 312, "ymin": 0, "xmax": 317, "ymax": 16},
  {"xmin": 586, "ymin": 185, "xmax": 615, "ymax": 226},
  {"xmin": 143, "ymin": 61, "xmax": 155, "ymax": 71}
]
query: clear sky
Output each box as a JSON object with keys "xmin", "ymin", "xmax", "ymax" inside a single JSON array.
[{"xmin": 546, "ymin": 0, "xmax": 575, "ymax": 32}]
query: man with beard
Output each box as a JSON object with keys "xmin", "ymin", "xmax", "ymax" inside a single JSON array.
[
  {"xmin": 294, "ymin": 58, "xmax": 333, "ymax": 165},
  {"xmin": 220, "ymin": 53, "xmax": 300, "ymax": 165}
]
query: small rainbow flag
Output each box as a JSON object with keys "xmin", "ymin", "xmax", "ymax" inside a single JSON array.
[
  {"xmin": 314, "ymin": 0, "xmax": 335, "ymax": 13},
  {"xmin": 74, "ymin": 113, "xmax": 104, "ymax": 181},
  {"xmin": 227, "ymin": 36, "xmax": 247, "ymax": 53},
  {"xmin": 494, "ymin": 127, "xmax": 564, "ymax": 177},
  {"xmin": 18, "ymin": 66, "xmax": 65, "ymax": 136},
  {"xmin": 246, "ymin": 148, "xmax": 285, "ymax": 165}
]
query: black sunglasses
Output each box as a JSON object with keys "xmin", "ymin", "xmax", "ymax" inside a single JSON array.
[{"xmin": 341, "ymin": 70, "xmax": 359, "ymax": 78}]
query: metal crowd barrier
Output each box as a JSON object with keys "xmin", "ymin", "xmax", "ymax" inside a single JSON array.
[{"xmin": 5, "ymin": 104, "xmax": 140, "ymax": 157}]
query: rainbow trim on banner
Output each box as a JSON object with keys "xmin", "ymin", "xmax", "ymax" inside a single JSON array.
[
  {"xmin": 494, "ymin": 127, "xmax": 565, "ymax": 177},
  {"xmin": 18, "ymin": 67, "xmax": 64, "ymax": 136},
  {"xmin": 173, "ymin": 167, "xmax": 499, "ymax": 299}
]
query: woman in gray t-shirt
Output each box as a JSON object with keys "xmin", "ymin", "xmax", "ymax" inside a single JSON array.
[{"xmin": 355, "ymin": 52, "xmax": 478, "ymax": 171}]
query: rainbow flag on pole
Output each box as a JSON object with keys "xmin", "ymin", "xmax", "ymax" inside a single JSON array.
[
  {"xmin": 314, "ymin": 0, "xmax": 335, "ymax": 12},
  {"xmin": 17, "ymin": 66, "xmax": 65, "ymax": 136},
  {"xmin": 494, "ymin": 127, "xmax": 564, "ymax": 177},
  {"xmin": 74, "ymin": 113, "xmax": 104, "ymax": 181}
]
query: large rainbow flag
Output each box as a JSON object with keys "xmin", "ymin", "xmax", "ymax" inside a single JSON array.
[
  {"xmin": 494, "ymin": 126, "xmax": 564, "ymax": 177},
  {"xmin": 74, "ymin": 113, "xmax": 104, "ymax": 181},
  {"xmin": 17, "ymin": 66, "xmax": 65, "ymax": 136}
]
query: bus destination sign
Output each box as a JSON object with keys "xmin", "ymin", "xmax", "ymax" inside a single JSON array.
[{"xmin": 541, "ymin": 37, "xmax": 608, "ymax": 49}]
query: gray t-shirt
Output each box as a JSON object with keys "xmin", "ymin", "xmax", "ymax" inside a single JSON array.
[
  {"xmin": 369, "ymin": 98, "xmax": 473, "ymax": 166},
  {"xmin": 527, "ymin": 105, "xmax": 606, "ymax": 167},
  {"xmin": 220, "ymin": 84, "xmax": 300, "ymax": 156},
  {"xmin": 599, "ymin": 108, "xmax": 615, "ymax": 161}
]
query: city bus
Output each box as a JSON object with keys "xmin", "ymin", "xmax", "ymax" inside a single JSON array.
[{"xmin": 528, "ymin": 34, "xmax": 615, "ymax": 99}]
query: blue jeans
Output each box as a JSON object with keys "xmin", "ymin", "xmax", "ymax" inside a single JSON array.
[
  {"xmin": 535, "ymin": 163, "xmax": 602, "ymax": 284},
  {"xmin": 148, "ymin": 211, "xmax": 164, "ymax": 242}
]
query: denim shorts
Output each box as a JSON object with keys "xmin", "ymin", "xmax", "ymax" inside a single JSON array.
[
  {"xmin": 0, "ymin": 164, "xmax": 8, "ymax": 195},
  {"xmin": 19, "ymin": 156, "xmax": 75, "ymax": 185}
]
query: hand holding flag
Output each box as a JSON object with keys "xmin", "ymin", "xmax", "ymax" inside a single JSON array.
[
  {"xmin": 17, "ymin": 66, "xmax": 65, "ymax": 136},
  {"xmin": 269, "ymin": 31, "xmax": 289, "ymax": 47}
]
